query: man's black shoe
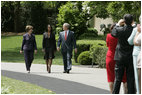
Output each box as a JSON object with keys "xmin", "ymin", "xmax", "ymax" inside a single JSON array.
[
  {"xmin": 67, "ymin": 70, "xmax": 70, "ymax": 74},
  {"xmin": 63, "ymin": 71, "xmax": 67, "ymax": 73}
]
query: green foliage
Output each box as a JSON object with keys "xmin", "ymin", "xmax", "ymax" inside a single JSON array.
[
  {"xmin": 74, "ymin": 40, "xmax": 106, "ymax": 63},
  {"xmin": 78, "ymin": 28, "xmax": 98, "ymax": 39},
  {"xmin": 57, "ymin": 1, "xmax": 141, "ymax": 39},
  {"xmin": 57, "ymin": 2, "xmax": 89, "ymax": 39},
  {"xmin": 1, "ymin": 1, "xmax": 47, "ymax": 33},
  {"xmin": 88, "ymin": 1, "xmax": 141, "ymax": 22},
  {"xmin": 43, "ymin": 1, "xmax": 58, "ymax": 8},
  {"xmin": 90, "ymin": 45, "xmax": 108, "ymax": 68},
  {"xmin": 79, "ymin": 33, "xmax": 97, "ymax": 40},
  {"xmin": 56, "ymin": 27, "xmax": 63, "ymax": 34},
  {"xmin": 107, "ymin": 1, "xmax": 141, "ymax": 22},
  {"xmin": 1, "ymin": 76, "xmax": 55, "ymax": 94},
  {"xmin": 21, "ymin": 1, "xmax": 47, "ymax": 34},
  {"xmin": 74, "ymin": 42, "xmax": 90, "ymax": 63},
  {"xmin": 1, "ymin": 1, "xmax": 66, "ymax": 33},
  {"xmin": 2, "ymin": 1, "xmax": 141, "ymax": 33},
  {"xmin": 77, "ymin": 51, "xmax": 92, "ymax": 65},
  {"xmin": 90, "ymin": 44, "xmax": 106, "ymax": 62},
  {"xmin": 88, "ymin": 1, "xmax": 110, "ymax": 19},
  {"xmin": 87, "ymin": 28, "xmax": 98, "ymax": 34},
  {"xmin": 1, "ymin": 1, "xmax": 17, "ymax": 32},
  {"xmin": 1, "ymin": 35, "xmax": 78, "ymax": 65}
]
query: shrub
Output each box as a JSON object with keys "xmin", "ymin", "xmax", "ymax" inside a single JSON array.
[
  {"xmin": 90, "ymin": 44, "xmax": 106, "ymax": 60},
  {"xmin": 74, "ymin": 43, "xmax": 90, "ymax": 63},
  {"xmin": 90, "ymin": 45, "xmax": 108, "ymax": 68},
  {"xmin": 78, "ymin": 28, "xmax": 98, "ymax": 40},
  {"xmin": 77, "ymin": 51, "xmax": 92, "ymax": 65},
  {"xmin": 74, "ymin": 40, "xmax": 106, "ymax": 63},
  {"xmin": 78, "ymin": 33, "xmax": 97, "ymax": 40},
  {"xmin": 87, "ymin": 28, "xmax": 98, "ymax": 36},
  {"xmin": 56, "ymin": 27, "xmax": 63, "ymax": 34}
]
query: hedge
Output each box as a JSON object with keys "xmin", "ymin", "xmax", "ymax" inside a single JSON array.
[
  {"xmin": 74, "ymin": 40, "xmax": 106, "ymax": 63},
  {"xmin": 90, "ymin": 44, "xmax": 106, "ymax": 61},
  {"xmin": 90, "ymin": 45, "xmax": 108, "ymax": 68},
  {"xmin": 77, "ymin": 51, "xmax": 92, "ymax": 65},
  {"xmin": 78, "ymin": 28, "xmax": 98, "ymax": 40}
]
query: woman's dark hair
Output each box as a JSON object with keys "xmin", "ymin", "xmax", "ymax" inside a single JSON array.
[
  {"xmin": 46, "ymin": 24, "xmax": 53, "ymax": 33},
  {"xmin": 123, "ymin": 14, "xmax": 134, "ymax": 25},
  {"xmin": 110, "ymin": 23, "xmax": 116, "ymax": 33}
]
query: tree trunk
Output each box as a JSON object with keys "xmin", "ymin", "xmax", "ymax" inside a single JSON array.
[{"xmin": 14, "ymin": 1, "xmax": 20, "ymax": 33}]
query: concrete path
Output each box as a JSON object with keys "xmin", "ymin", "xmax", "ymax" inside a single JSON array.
[{"xmin": 1, "ymin": 62, "xmax": 124, "ymax": 94}]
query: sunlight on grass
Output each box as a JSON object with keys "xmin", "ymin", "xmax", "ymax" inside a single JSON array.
[
  {"xmin": 1, "ymin": 76, "xmax": 55, "ymax": 94},
  {"xmin": 1, "ymin": 35, "xmax": 79, "ymax": 65}
]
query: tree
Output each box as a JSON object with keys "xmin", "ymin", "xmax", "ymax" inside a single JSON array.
[
  {"xmin": 107, "ymin": 1, "xmax": 141, "ymax": 22},
  {"xmin": 87, "ymin": 1, "xmax": 110, "ymax": 19},
  {"xmin": 1, "ymin": 1, "xmax": 15, "ymax": 32},
  {"xmin": 1, "ymin": 1, "xmax": 141, "ymax": 33},
  {"xmin": 1, "ymin": 1, "xmax": 67, "ymax": 33},
  {"xmin": 1, "ymin": 1, "xmax": 23, "ymax": 33},
  {"xmin": 14, "ymin": 1, "xmax": 21, "ymax": 33},
  {"xmin": 88, "ymin": 1, "xmax": 141, "ymax": 22},
  {"xmin": 21, "ymin": 1, "xmax": 47, "ymax": 34},
  {"xmin": 42, "ymin": 1, "xmax": 67, "ymax": 31},
  {"xmin": 57, "ymin": 1, "xmax": 90, "ymax": 39}
]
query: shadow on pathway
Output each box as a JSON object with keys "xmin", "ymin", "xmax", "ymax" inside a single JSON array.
[{"xmin": 2, "ymin": 70, "xmax": 110, "ymax": 94}]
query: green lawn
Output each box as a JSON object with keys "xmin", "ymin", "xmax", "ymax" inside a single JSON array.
[
  {"xmin": 1, "ymin": 76, "xmax": 55, "ymax": 94},
  {"xmin": 1, "ymin": 35, "xmax": 78, "ymax": 65}
]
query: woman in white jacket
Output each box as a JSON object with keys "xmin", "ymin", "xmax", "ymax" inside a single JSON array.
[{"xmin": 134, "ymin": 24, "xmax": 141, "ymax": 94}]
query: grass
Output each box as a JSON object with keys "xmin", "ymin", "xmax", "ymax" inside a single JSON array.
[
  {"xmin": 1, "ymin": 35, "xmax": 79, "ymax": 65},
  {"xmin": 1, "ymin": 76, "xmax": 55, "ymax": 94}
]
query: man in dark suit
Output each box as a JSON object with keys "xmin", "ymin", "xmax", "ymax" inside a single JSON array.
[
  {"xmin": 111, "ymin": 14, "xmax": 135, "ymax": 94},
  {"xmin": 57, "ymin": 23, "xmax": 77, "ymax": 74}
]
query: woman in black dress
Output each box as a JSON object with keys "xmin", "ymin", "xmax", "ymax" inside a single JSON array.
[{"xmin": 42, "ymin": 25, "xmax": 56, "ymax": 73}]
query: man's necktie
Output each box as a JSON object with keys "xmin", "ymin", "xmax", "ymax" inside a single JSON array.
[{"xmin": 65, "ymin": 31, "xmax": 67, "ymax": 40}]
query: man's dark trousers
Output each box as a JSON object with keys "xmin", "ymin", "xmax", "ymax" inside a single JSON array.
[
  {"xmin": 61, "ymin": 51, "xmax": 72, "ymax": 71},
  {"xmin": 112, "ymin": 58, "xmax": 135, "ymax": 94}
]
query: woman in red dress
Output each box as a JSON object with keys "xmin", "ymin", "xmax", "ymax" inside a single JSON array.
[{"xmin": 106, "ymin": 23, "xmax": 127, "ymax": 93}]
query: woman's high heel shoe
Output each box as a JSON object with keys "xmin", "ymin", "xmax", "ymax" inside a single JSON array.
[{"xmin": 48, "ymin": 66, "xmax": 51, "ymax": 73}]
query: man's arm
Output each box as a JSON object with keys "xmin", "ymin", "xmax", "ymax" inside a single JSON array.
[
  {"xmin": 34, "ymin": 36, "xmax": 37, "ymax": 50},
  {"xmin": 72, "ymin": 32, "xmax": 77, "ymax": 53},
  {"xmin": 111, "ymin": 19, "xmax": 124, "ymax": 38},
  {"xmin": 72, "ymin": 32, "xmax": 77, "ymax": 49},
  {"xmin": 111, "ymin": 26, "xmax": 118, "ymax": 37},
  {"xmin": 33, "ymin": 35, "xmax": 37, "ymax": 54},
  {"xmin": 111, "ymin": 25, "xmax": 123, "ymax": 38}
]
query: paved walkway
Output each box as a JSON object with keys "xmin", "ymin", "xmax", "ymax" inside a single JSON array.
[{"xmin": 1, "ymin": 62, "xmax": 124, "ymax": 94}]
